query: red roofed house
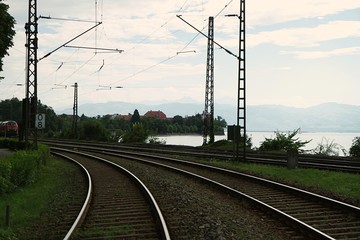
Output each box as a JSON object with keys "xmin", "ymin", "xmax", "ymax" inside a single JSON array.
[{"xmin": 144, "ymin": 110, "xmax": 167, "ymax": 120}]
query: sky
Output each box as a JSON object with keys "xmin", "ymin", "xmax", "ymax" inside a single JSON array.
[{"xmin": 1, "ymin": 0, "xmax": 360, "ymax": 113}]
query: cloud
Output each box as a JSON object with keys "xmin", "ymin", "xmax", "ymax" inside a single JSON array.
[
  {"xmin": 248, "ymin": 21, "xmax": 360, "ymax": 48},
  {"xmin": 2, "ymin": 0, "xmax": 360, "ymax": 109},
  {"xmin": 247, "ymin": 1, "xmax": 360, "ymax": 26},
  {"xmin": 281, "ymin": 46, "xmax": 360, "ymax": 59}
]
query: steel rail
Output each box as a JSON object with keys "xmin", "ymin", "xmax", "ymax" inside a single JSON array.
[
  {"xmin": 97, "ymin": 150, "xmax": 338, "ymax": 239},
  {"xmin": 46, "ymin": 142, "xmax": 360, "ymax": 238},
  {"xmin": 51, "ymin": 147, "xmax": 171, "ymax": 240},
  {"xmin": 40, "ymin": 139, "xmax": 360, "ymax": 173},
  {"xmin": 100, "ymin": 148, "xmax": 360, "ymax": 212},
  {"xmin": 51, "ymin": 152, "xmax": 93, "ymax": 240}
]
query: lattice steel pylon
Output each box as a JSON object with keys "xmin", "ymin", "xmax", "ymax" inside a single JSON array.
[
  {"xmin": 24, "ymin": 0, "xmax": 38, "ymax": 147},
  {"xmin": 72, "ymin": 83, "xmax": 78, "ymax": 138},
  {"xmin": 237, "ymin": 0, "xmax": 246, "ymax": 160},
  {"xmin": 203, "ymin": 16, "xmax": 215, "ymax": 145}
]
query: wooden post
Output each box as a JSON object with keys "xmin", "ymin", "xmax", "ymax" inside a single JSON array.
[{"xmin": 6, "ymin": 205, "xmax": 10, "ymax": 227}]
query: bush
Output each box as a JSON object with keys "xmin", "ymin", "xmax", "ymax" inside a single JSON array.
[
  {"xmin": 350, "ymin": 137, "xmax": 360, "ymax": 158},
  {"xmin": 259, "ymin": 129, "xmax": 311, "ymax": 153},
  {"xmin": 312, "ymin": 138, "xmax": 346, "ymax": 156},
  {"xmin": 0, "ymin": 144, "xmax": 49, "ymax": 196},
  {"xmin": 0, "ymin": 159, "xmax": 13, "ymax": 195},
  {"xmin": 121, "ymin": 123, "xmax": 149, "ymax": 143},
  {"xmin": 79, "ymin": 119, "xmax": 108, "ymax": 141},
  {"xmin": 0, "ymin": 138, "xmax": 30, "ymax": 150}
]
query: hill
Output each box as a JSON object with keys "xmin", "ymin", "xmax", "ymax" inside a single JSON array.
[{"xmin": 58, "ymin": 102, "xmax": 360, "ymax": 132}]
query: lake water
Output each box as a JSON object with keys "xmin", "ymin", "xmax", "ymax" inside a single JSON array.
[{"xmin": 157, "ymin": 132, "xmax": 360, "ymax": 155}]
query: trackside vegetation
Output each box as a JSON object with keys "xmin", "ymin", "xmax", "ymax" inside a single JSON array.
[
  {"xmin": 0, "ymin": 98, "xmax": 227, "ymax": 143},
  {"xmin": 258, "ymin": 129, "xmax": 311, "ymax": 153},
  {"xmin": 0, "ymin": 139, "xmax": 49, "ymax": 196},
  {"xmin": 350, "ymin": 137, "xmax": 360, "ymax": 158},
  {"xmin": 0, "ymin": 139, "xmax": 48, "ymax": 238},
  {"xmin": 0, "ymin": 140, "xmax": 84, "ymax": 239},
  {"xmin": 187, "ymin": 158, "xmax": 360, "ymax": 202}
]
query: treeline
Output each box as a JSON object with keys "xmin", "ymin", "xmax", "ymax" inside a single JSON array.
[{"xmin": 0, "ymin": 98, "xmax": 227, "ymax": 141}]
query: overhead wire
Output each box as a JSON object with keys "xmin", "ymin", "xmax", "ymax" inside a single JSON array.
[
  {"xmin": 106, "ymin": 0, "xmax": 235, "ymax": 87},
  {"xmin": 39, "ymin": 1, "xmax": 235, "ymax": 102},
  {"xmin": 75, "ymin": 0, "xmax": 193, "ymax": 92}
]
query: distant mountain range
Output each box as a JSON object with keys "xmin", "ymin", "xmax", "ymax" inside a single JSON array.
[{"xmin": 59, "ymin": 102, "xmax": 360, "ymax": 132}]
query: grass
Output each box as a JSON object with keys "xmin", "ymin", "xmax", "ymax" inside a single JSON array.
[
  {"xmin": 0, "ymin": 155, "xmax": 79, "ymax": 239},
  {"xmin": 205, "ymin": 159, "xmax": 360, "ymax": 201}
]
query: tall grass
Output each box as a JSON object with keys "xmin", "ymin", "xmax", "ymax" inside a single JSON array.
[
  {"xmin": 0, "ymin": 155, "xmax": 79, "ymax": 239},
  {"xmin": 0, "ymin": 142, "xmax": 49, "ymax": 196}
]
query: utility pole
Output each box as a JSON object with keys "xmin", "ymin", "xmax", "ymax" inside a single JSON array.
[
  {"xmin": 24, "ymin": 0, "xmax": 38, "ymax": 147},
  {"xmin": 72, "ymin": 83, "xmax": 78, "ymax": 138},
  {"xmin": 203, "ymin": 16, "xmax": 215, "ymax": 145},
  {"xmin": 237, "ymin": 0, "xmax": 246, "ymax": 161},
  {"xmin": 225, "ymin": 0, "xmax": 246, "ymax": 161}
]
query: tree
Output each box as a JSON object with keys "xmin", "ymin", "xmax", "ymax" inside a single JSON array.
[
  {"xmin": 350, "ymin": 137, "xmax": 360, "ymax": 158},
  {"xmin": 0, "ymin": 2, "xmax": 16, "ymax": 74},
  {"xmin": 214, "ymin": 116, "xmax": 227, "ymax": 134},
  {"xmin": 131, "ymin": 109, "xmax": 140, "ymax": 124},
  {"xmin": 0, "ymin": 98, "xmax": 22, "ymax": 122},
  {"xmin": 172, "ymin": 115, "xmax": 184, "ymax": 125}
]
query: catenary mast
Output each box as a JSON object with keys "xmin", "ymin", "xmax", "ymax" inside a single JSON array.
[
  {"xmin": 203, "ymin": 16, "xmax": 215, "ymax": 145},
  {"xmin": 24, "ymin": 0, "xmax": 38, "ymax": 147}
]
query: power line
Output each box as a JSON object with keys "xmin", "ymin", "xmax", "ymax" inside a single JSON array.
[{"xmin": 38, "ymin": 22, "xmax": 102, "ymax": 62}]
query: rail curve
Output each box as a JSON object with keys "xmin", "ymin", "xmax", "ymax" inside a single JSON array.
[
  {"xmin": 95, "ymin": 148, "xmax": 360, "ymax": 239},
  {"xmin": 51, "ymin": 147, "xmax": 170, "ymax": 239}
]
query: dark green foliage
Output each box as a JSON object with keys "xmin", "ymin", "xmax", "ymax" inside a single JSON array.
[
  {"xmin": 0, "ymin": 98, "xmax": 63, "ymax": 138},
  {"xmin": 131, "ymin": 109, "xmax": 141, "ymax": 124},
  {"xmin": 0, "ymin": 143, "xmax": 49, "ymax": 196},
  {"xmin": 0, "ymin": 2, "xmax": 16, "ymax": 73},
  {"xmin": 139, "ymin": 113, "xmax": 226, "ymax": 135},
  {"xmin": 258, "ymin": 129, "xmax": 311, "ymax": 153},
  {"xmin": 0, "ymin": 98, "xmax": 228, "ymax": 142},
  {"xmin": 0, "ymin": 98, "xmax": 22, "ymax": 122},
  {"xmin": 0, "ymin": 138, "xmax": 29, "ymax": 150},
  {"xmin": 214, "ymin": 116, "xmax": 227, "ymax": 135},
  {"xmin": 37, "ymin": 100, "xmax": 64, "ymax": 137},
  {"xmin": 79, "ymin": 119, "xmax": 109, "ymax": 141},
  {"xmin": 121, "ymin": 123, "xmax": 148, "ymax": 143},
  {"xmin": 350, "ymin": 137, "xmax": 360, "ymax": 158},
  {"xmin": 98, "ymin": 115, "xmax": 130, "ymax": 142}
]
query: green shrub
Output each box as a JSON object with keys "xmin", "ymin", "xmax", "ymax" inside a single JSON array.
[
  {"xmin": 312, "ymin": 138, "xmax": 346, "ymax": 156},
  {"xmin": 259, "ymin": 129, "xmax": 311, "ymax": 153},
  {"xmin": 121, "ymin": 123, "xmax": 149, "ymax": 143},
  {"xmin": 0, "ymin": 138, "xmax": 29, "ymax": 150},
  {"xmin": 0, "ymin": 144, "xmax": 49, "ymax": 196},
  {"xmin": 350, "ymin": 137, "xmax": 360, "ymax": 158},
  {"xmin": 0, "ymin": 160, "xmax": 13, "ymax": 195}
]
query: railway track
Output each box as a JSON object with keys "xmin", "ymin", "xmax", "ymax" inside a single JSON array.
[
  {"xmin": 56, "ymin": 148, "xmax": 299, "ymax": 239},
  {"xmin": 40, "ymin": 139, "xmax": 360, "ymax": 173},
  {"xmin": 51, "ymin": 148, "xmax": 170, "ymax": 239},
  {"xmin": 42, "ymin": 141, "xmax": 360, "ymax": 238},
  {"xmin": 87, "ymin": 148, "xmax": 360, "ymax": 239}
]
